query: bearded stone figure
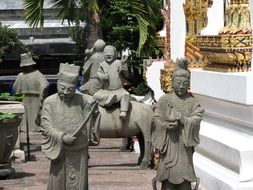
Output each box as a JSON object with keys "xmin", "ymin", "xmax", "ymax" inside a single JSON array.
[{"xmin": 40, "ymin": 63, "xmax": 99, "ymax": 190}]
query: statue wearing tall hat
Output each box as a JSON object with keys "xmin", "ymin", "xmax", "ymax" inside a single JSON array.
[
  {"xmin": 40, "ymin": 63, "xmax": 99, "ymax": 190},
  {"xmin": 13, "ymin": 53, "xmax": 49, "ymax": 132}
]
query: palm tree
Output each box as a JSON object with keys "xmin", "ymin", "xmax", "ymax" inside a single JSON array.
[{"xmin": 23, "ymin": 0, "xmax": 162, "ymax": 53}]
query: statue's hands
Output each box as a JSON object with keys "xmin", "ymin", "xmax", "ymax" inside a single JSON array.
[
  {"xmin": 63, "ymin": 134, "xmax": 76, "ymax": 145},
  {"xmin": 118, "ymin": 65, "xmax": 124, "ymax": 73},
  {"xmin": 165, "ymin": 108, "xmax": 183, "ymax": 130},
  {"xmin": 166, "ymin": 120, "xmax": 178, "ymax": 130}
]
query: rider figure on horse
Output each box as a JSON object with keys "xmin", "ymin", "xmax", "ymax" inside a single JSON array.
[
  {"xmin": 80, "ymin": 39, "xmax": 106, "ymax": 95},
  {"xmin": 93, "ymin": 45, "xmax": 130, "ymax": 120}
]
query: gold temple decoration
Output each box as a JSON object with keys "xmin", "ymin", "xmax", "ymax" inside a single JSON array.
[
  {"xmin": 160, "ymin": 60, "xmax": 174, "ymax": 93},
  {"xmin": 196, "ymin": 0, "xmax": 252, "ymax": 72},
  {"xmin": 183, "ymin": 0, "xmax": 213, "ymax": 37},
  {"xmin": 183, "ymin": 0, "xmax": 212, "ymax": 69},
  {"xmin": 160, "ymin": 0, "xmax": 212, "ymax": 93},
  {"xmin": 220, "ymin": 0, "xmax": 251, "ymax": 35},
  {"xmin": 196, "ymin": 34, "xmax": 252, "ymax": 72}
]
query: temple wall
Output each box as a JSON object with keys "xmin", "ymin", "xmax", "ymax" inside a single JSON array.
[
  {"xmin": 170, "ymin": 0, "xmax": 186, "ymax": 61},
  {"xmin": 250, "ymin": 0, "xmax": 253, "ymax": 70},
  {"xmin": 191, "ymin": 70, "xmax": 253, "ymax": 190},
  {"xmin": 200, "ymin": 0, "xmax": 224, "ymax": 35}
]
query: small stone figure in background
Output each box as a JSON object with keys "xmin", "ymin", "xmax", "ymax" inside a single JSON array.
[
  {"xmin": 13, "ymin": 53, "xmax": 49, "ymax": 132},
  {"xmin": 151, "ymin": 58, "xmax": 204, "ymax": 190},
  {"xmin": 80, "ymin": 39, "xmax": 106, "ymax": 95},
  {"xmin": 40, "ymin": 63, "xmax": 99, "ymax": 190},
  {"xmin": 93, "ymin": 45, "xmax": 129, "ymax": 120}
]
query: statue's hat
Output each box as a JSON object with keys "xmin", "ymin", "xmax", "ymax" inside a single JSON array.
[
  {"xmin": 20, "ymin": 53, "xmax": 36, "ymax": 67},
  {"xmin": 58, "ymin": 63, "xmax": 80, "ymax": 84}
]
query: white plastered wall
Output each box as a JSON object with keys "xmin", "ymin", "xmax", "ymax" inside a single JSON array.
[
  {"xmin": 249, "ymin": 0, "xmax": 253, "ymax": 70},
  {"xmin": 201, "ymin": 0, "xmax": 225, "ymax": 35},
  {"xmin": 170, "ymin": 0, "xmax": 186, "ymax": 61}
]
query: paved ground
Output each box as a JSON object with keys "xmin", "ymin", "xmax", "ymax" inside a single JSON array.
[{"xmin": 0, "ymin": 133, "xmax": 159, "ymax": 190}]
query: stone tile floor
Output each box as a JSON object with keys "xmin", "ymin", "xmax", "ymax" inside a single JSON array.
[{"xmin": 0, "ymin": 133, "xmax": 159, "ymax": 190}]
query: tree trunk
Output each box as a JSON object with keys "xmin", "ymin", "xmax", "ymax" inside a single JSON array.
[{"xmin": 86, "ymin": 12, "xmax": 103, "ymax": 49}]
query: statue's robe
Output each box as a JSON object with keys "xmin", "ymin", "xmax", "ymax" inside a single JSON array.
[
  {"xmin": 81, "ymin": 52, "xmax": 104, "ymax": 95},
  {"xmin": 41, "ymin": 93, "xmax": 94, "ymax": 190},
  {"xmin": 151, "ymin": 92, "xmax": 204, "ymax": 185},
  {"xmin": 13, "ymin": 70, "xmax": 49, "ymax": 132}
]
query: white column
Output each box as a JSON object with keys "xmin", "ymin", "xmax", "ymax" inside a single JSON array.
[
  {"xmin": 170, "ymin": 0, "xmax": 186, "ymax": 61},
  {"xmin": 145, "ymin": 61, "xmax": 165, "ymax": 101}
]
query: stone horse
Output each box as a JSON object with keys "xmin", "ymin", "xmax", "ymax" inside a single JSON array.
[{"xmin": 83, "ymin": 94, "xmax": 153, "ymax": 168}]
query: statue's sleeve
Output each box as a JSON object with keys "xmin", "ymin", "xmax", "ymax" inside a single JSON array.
[
  {"xmin": 96, "ymin": 62, "xmax": 107, "ymax": 81},
  {"xmin": 82, "ymin": 56, "xmax": 93, "ymax": 77},
  {"xmin": 88, "ymin": 107, "xmax": 101, "ymax": 146},
  {"xmin": 119, "ymin": 60, "xmax": 129, "ymax": 79},
  {"xmin": 151, "ymin": 97, "xmax": 173, "ymax": 152},
  {"xmin": 182, "ymin": 102, "xmax": 204, "ymax": 147},
  {"xmin": 40, "ymin": 98, "xmax": 64, "ymax": 160},
  {"xmin": 13, "ymin": 73, "xmax": 23, "ymax": 93}
]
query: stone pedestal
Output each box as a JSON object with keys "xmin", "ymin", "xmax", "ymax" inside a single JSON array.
[{"xmin": 191, "ymin": 69, "xmax": 253, "ymax": 189}]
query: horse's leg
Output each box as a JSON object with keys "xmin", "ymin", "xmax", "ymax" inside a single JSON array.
[
  {"xmin": 139, "ymin": 131, "xmax": 152, "ymax": 169},
  {"xmin": 136, "ymin": 133, "xmax": 144, "ymax": 165},
  {"xmin": 120, "ymin": 138, "xmax": 127, "ymax": 151}
]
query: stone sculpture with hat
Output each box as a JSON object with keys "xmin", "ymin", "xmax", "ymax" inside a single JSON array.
[
  {"xmin": 13, "ymin": 53, "xmax": 49, "ymax": 132},
  {"xmin": 40, "ymin": 63, "xmax": 99, "ymax": 190}
]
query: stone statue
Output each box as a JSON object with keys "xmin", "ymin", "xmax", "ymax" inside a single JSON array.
[
  {"xmin": 93, "ymin": 45, "xmax": 129, "ymax": 119},
  {"xmin": 40, "ymin": 63, "xmax": 99, "ymax": 190},
  {"xmin": 80, "ymin": 39, "xmax": 106, "ymax": 95},
  {"xmin": 151, "ymin": 58, "xmax": 204, "ymax": 190},
  {"xmin": 13, "ymin": 53, "xmax": 49, "ymax": 132}
]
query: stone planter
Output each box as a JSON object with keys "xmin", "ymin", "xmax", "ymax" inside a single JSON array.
[
  {"xmin": 0, "ymin": 102, "xmax": 24, "ymax": 178},
  {"xmin": 0, "ymin": 118, "xmax": 21, "ymax": 177}
]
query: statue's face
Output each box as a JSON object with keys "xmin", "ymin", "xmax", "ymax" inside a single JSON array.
[
  {"xmin": 173, "ymin": 76, "xmax": 190, "ymax": 97},
  {"xmin": 57, "ymin": 81, "xmax": 75, "ymax": 101},
  {"xmin": 104, "ymin": 49, "xmax": 116, "ymax": 64}
]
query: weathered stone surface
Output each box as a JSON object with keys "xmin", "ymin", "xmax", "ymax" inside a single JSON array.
[
  {"xmin": 151, "ymin": 58, "xmax": 204, "ymax": 190},
  {"xmin": 40, "ymin": 63, "xmax": 98, "ymax": 190}
]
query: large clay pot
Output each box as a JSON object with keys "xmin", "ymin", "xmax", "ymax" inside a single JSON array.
[
  {"xmin": 0, "ymin": 117, "xmax": 21, "ymax": 162},
  {"xmin": 0, "ymin": 102, "xmax": 24, "ymax": 178}
]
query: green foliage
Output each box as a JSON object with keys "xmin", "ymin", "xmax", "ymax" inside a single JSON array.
[
  {"xmin": 0, "ymin": 93, "xmax": 25, "ymax": 102},
  {"xmin": 127, "ymin": 0, "xmax": 163, "ymax": 55},
  {"xmin": 0, "ymin": 22, "xmax": 31, "ymax": 58},
  {"xmin": 0, "ymin": 93, "xmax": 23, "ymax": 121},
  {"xmin": 131, "ymin": 82, "xmax": 151, "ymax": 96},
  {"xmin": 100, "ymin": 0, "xmax": 163, "ymax": 56},
  {"xmin": 0, "ymin": 112, "xmax": 16, "ymax": 121},
  {"xmin": 22, "ymin": 0, "xmax": 163, "ymax": 56},
  {"xmin": 69, "ymin": 2, "xmax": 89, "ymax": 58},
  {"xmin": 23, "ymin": 0, "xmax": 45, "ymax": 28},
  {"xmin": 100, "ymin": 0, "xmax": 139, "ymax": 51}
]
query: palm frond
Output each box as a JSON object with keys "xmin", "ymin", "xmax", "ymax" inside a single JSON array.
[
  {"xmin": 127, "ymin": 0, "xmax": 162, "ymax": 54},
  {"xmin": 50, "ymin": 0, "xmax": 78, "ymax": 22},
  {"xmin": 88, "ymin": 0, "xmax": 99, "ymax": 12},
  {"xmin": 23, "ymin": 0, "xmax": 45, "ymax": 28}
]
